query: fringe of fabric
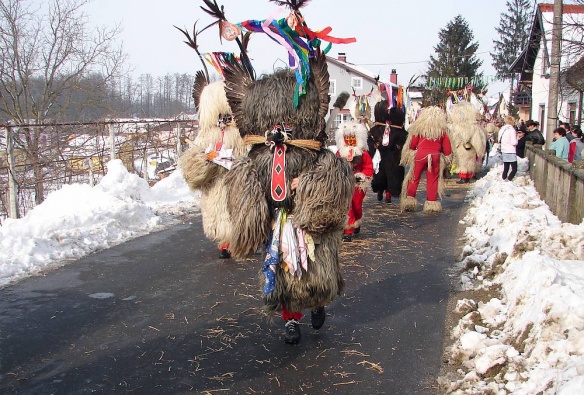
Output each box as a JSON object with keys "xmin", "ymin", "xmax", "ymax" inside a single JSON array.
[{"xmin": 262, "ymin": 231, "xmax": 345, "ymax": 313}]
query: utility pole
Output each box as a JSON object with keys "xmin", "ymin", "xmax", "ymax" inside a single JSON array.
[
  {"xmin": 546, "ymin": 0, "xmax": 562, "ymax": 146},
  {"xmin": 6, "ymin": 124, "xmax": 19, "ymax": 218}
]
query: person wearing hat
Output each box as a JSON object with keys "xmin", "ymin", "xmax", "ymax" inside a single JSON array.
[
  {"xmin": 526, "ymin": 120, "xmax": 545, "ymax": 146},
  {"xmin": 516, "ymin": 128, "xmax": 528, "ymax": 158}
]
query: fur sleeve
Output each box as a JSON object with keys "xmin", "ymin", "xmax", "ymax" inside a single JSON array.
[
  {"xmin": 178, "ymin": 146, "xmax": 221, "ymax": 190},
  {"xmin": 225, "ymin": 156, "xmax": 271, "ymax": 258},
  {"xmin": 292, "ymin": 150, "xmax": 354, "ymax": 234},
  {"xmin": 471, "ymin": 125, "xmax": 487, "ymax": 158}
]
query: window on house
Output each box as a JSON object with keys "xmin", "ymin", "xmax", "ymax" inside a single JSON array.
[
  {"xmin": 333, "ymin": 113, "xmax": 351, "ymax": 128},
  {"xmin": 539, "ymin": 104, "xmax": 545, "ymax": 132},
  {"xmin": 329, "ymin": 80, "xmax": 336, "ymax": 95},
  {"xmin": 351, "ymin": 77, "xmax": 363, "ymax": 90},
  {"xmin": 568, "ymin": 102, "xmax": 576, "ymax": 125}
]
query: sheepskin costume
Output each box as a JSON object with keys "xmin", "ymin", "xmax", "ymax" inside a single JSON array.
[
  {"xmin": 400, "ymin": 106, "xmax": 452, "ymax": 213},
  {"xmin": 335, "ymin": 119, "xmax": 370, "ymax": 190},
  {"xmin": 335, "ymin": 119, "xmax": 374, "ymax": 235},
  {"xmin": 178, "ymin": 73, "xmax": 246, "ymax": 249},
  {"xmin": 221, "ymin": 52, "xmax": 354, "ymax": 313},
  {"xmin": 447, "ymin": 101, "xmax": 487, "ymax": 178}
]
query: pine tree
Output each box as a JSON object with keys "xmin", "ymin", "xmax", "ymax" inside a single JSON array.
[
  {"xmin": 423, "ymin": 15, "xmax": 483, "ymax": 107},
  {"xmin": 491, "ymin": 0, "xmax": 533, "ymax": 110}
]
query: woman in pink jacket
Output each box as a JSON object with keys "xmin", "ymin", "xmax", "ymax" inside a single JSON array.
[{"xmin": 498, "ymin": 115, "xmax": 519, "ymax": 181}]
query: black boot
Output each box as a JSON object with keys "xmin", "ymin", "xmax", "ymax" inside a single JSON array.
[
  {"xmin": 377, "ymin": 191, "xmax": 383, "ymax": 201},
  {"xmin": 284, "ymin": 319, "xmax": 301, "ymax": 344},
  {"xmin": 456, "ymin": 179, "xmax": 466, "ymax": 184},
  {"xmin": 354, "ymin": 226, "xmax": 360, "ymax": 235},
  {"xmin": 342, "ymin": 234, "xmax": 353, "ymax": 242},
  {"xmin": 311, "ymin": 307, "xmax": 326, "ymax": 329},
  {"xmin": 219, "ymin": 248, "xmax": 231, "ymax": 259}
]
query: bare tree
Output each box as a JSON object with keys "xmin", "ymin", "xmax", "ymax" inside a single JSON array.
[{"xmin": 0, "ymin": 0, "xmax": 128, "ymax": 205}]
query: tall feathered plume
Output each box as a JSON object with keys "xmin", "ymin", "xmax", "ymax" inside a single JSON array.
[
  {"xmin": 200, "ymin": 0, "xmax": 255, "ymax": 80},
  {"xmin": 174, "ymin": 20, "xmax": 210, "ymax": 83},
  {"xmin": 269, "ymin": 0, "xmax": 312, "ymax": 10}
]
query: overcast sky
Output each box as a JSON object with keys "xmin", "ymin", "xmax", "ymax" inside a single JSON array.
[{"xmin": 84, "ymin": 0, "xmax": 521, "ymax": 96}]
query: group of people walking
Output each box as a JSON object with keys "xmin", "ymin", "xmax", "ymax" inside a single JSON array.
[{"xmin": 175, "ymin": 0, "xmax": 584, "ymax": 349}]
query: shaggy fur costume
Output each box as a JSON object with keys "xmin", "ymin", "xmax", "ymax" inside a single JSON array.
[
  {"xmin": 178, "ymin": 79, "xmax": 246, "ymax": 248},
  {"xmin": 335, "ymin": 120, "xmax": 374, "ymax": 234},
  {"xmin": 222, "ymin": 53, "xmax": 354, "ymax": 313},
  {"xmin": 447, "ymin": 102, "xmax": 487, "ymax": 176},
  {"xmin": 400, "ymin": 106, "xmax": 452, "ymax": 213}
]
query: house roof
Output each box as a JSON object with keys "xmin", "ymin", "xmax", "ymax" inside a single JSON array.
[
  {"xmin": 565, "ymin": 56, "xmax": 584, "ymax": 91},
  {"xmin": 510, "ymin": 3, "xmax": 584, "ymax": 81},
  {"xmin": 325, "ymin": 56, "xmax": 398, "ymax": 88}
]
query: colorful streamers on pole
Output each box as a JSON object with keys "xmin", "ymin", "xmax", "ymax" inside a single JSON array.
[{"xmin": 237, "ymin": 10, "xmax": 355, "ymax": 107}]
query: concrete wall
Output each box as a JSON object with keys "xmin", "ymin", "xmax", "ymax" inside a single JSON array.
[{"xmin": 526, "ymin": 143, "xmax": 584, "ymax": 224}]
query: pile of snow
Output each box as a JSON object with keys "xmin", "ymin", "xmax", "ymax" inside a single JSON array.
[
  {"xmin": 440, "ymin": 163, "xmax": 584, "ymax": 394},
  {"xmin": 0, "ymin": 160, "xmax": 199, "ymax": 288}
]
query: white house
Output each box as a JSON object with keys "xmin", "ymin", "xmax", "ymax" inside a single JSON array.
[
  {"xmin": 326, "ymin": 53, "xmax": 400, "ymax": 127},
  {"xmin": 510, "ymin": 3, "xmax": 584, "ymax": 137}
]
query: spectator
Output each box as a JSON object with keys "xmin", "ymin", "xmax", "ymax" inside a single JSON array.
[
  {"xmin": 549, "ymin": 127, "xmax": 569, "ymax": 160},
  {"xmin": 516, "ymin": 129, "xmax": 528, "ymax": 158},
  {"xmin": 518, "ymin": 119, "xmax": 527, "ymax": 133},
  {"xmin": 525, "ymin": 120, "xmax": 545, "ymax": 145},
  {"xmin": 568, "ymin": 127, "xmax": 584, "ymax": 163},
  {"xmin": 560, "ymin": 122, "xmax": 574, "ymax": 142},
  {"xmin": 498, "ymin": 115, "xmax": 518, "ymax": 181}
]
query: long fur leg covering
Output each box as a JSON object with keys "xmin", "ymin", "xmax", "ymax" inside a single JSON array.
[
  {"xmin": 401, "ymin": 196, "xmax": 418, "ymax": 212},
  {"xmin": 263, "ymin": 231, "xmax": 345, "ymax": 313},
  {"xmin": 225, "ymin": 156, "xmax": 271, "ymax": 258},
  {"xmin": 199, "ymin": 176, "xmax": 233, "ymax": 246},
  {"xmin": 293, "ymin": 150, "xmax": 354, "ymax": 233},
  {"xmin": 423, "ymin": 200, "xmax": 443, "ymax": 213}
]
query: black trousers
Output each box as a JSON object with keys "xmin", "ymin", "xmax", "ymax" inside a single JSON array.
[{"xmin": 502, "ymin": 161, "xmax": 517, "ymax": 181}]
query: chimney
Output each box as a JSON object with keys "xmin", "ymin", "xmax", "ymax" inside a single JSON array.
[
  {"xmin": 338, "ymin": 52, "xmax": 347, "ymax": 62},
  {"xmin": 390, "ymin": 69, "xmax": 398, "ymax": 85}
]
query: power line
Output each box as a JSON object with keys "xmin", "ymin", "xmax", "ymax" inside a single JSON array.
[{"xmin": 355, "ymin": 51, "xmax": 492, "ymax": 67}]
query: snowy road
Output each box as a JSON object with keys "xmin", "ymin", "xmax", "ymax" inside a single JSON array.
[{"xmin": 0, "ymin": 183, "xmax": 469, "ymax": 394}]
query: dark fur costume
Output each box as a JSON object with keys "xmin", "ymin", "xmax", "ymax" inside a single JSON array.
[
  {"xmin": 222, "ymin": 53, "xmax": 354, "ymax": 313},
  {"xmin": 370, "ymin": 102, "xmax": 408, "ymax": 197}
]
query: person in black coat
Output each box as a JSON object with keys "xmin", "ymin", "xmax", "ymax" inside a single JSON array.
[
  {"xmin": 371, "ymin": 105, "xmax": 408, "ymax": 203},
  {"xmin": 516, "ymin": 129, "xmax": 528, "ymax": 158}
]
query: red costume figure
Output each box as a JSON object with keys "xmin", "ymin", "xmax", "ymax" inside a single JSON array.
[
  {"xmin": 400, "ymin": 106, "xmax": 452, "ymax": 213},
  {"xmin": 335, "ymin": 120, "xmax": 374, "ymax": 241}
]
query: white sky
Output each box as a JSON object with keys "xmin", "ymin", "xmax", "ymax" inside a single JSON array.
[
  {"xmin": 0, "ymin": 154, "xmax": 583, "ymax": 392},
  {"xmin": 83, "ymin": 0, "xmax": 515, "ymax": 97}
]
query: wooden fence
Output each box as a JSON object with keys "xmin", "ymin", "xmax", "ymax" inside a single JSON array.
[
  {"xmin": 0, "ymin": 119, "xmax": 198, "ymax": 222},
  {"xmin": 526, "ymin": 143, "xmax": 584, "ymax": 225}
]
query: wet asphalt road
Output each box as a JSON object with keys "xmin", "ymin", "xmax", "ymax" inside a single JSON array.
[{"xmin": 0, "ymin": 181, "xmax": 469, "ymax": 395}]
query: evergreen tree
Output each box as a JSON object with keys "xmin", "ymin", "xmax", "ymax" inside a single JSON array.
[
  {"xmin": 423, "ymin": 15, "xmax": 483, "ymax": 107},
  {"xmin": 491, "ymin": 0, "xmax": 533, "ymax": 111}
]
